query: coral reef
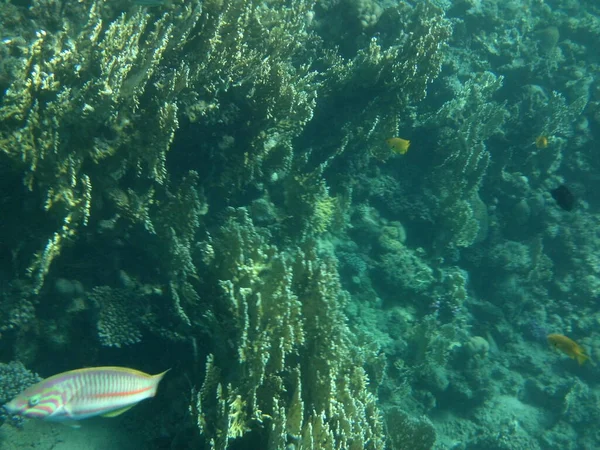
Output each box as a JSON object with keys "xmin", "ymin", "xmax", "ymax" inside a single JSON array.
[
  {"xmin": 0, "ymin": 0, "xmax": 600, "ymax": 449},
  {"xmin": 191, "ymin": 208, "xmax": 384, "ymax": 449},
  {"xmin": 384, "ymin": 407, "xmax": 436, "ymax": 450},
  {"xmin": 90, "ymin": 285, "xmax": 144, "ymax": 348},
  {"xmin": 0, "ymin": 362, "xmax": 40, "ymax": 427}
]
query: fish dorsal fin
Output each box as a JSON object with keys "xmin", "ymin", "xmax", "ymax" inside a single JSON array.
[{"xmin": 101, "ymin": 404, "xmax": 136, "ymax": 418}]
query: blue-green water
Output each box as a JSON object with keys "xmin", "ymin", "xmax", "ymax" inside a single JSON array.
[{"xmin": 0, "ymin": 0, "xmax": 599, "ymax": 448}]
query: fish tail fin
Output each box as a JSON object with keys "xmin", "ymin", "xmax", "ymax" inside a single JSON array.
[
  {"xmin": 149, "ymin": 369, "xmax": 170, "ymax": 396},
  {"xmin": 576, "ymin": 353, "xmax": 590, "ymax": 366}
]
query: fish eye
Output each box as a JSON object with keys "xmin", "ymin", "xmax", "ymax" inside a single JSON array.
[{"xmin": 28, "ymin": 395, "xmax": 41, "ymax": 407}]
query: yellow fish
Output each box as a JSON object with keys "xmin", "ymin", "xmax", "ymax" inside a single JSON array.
[
  {"xmin": 547, "ymin": 334, "xmax": 590, "ymax": 365},
  {"xmin": 535, "ymin": 135, "xmax": 549, "ymax": 149},
  {"xmin": 386, "ymin": 137, "xmax": 411, "ymax": 155}
]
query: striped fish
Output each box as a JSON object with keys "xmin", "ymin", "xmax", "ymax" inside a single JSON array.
[{"xmin": 3, "ymin": 366, "xmax": 168, "ymax": 423}]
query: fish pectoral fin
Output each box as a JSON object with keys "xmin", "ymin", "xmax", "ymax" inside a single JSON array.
[
  {"xmin": 58, "ymin": 404, "xmax": 76, "ymax": 419},
  {"xmin": 101, "ymin": 405, "xmax": 136, "ymax": 418}
]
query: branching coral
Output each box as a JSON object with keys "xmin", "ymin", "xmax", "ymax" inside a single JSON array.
[
  {"xmin": 191, "ymin": 208, "xmax": 385, "ymax": 450},
  {"xmin": 0, "ymin": 0, "xmax": 198, "ymax": 292},
  {"xmin": 424, "ymin": 71, "xmax": 506, "ymax": 249},
  {"xmin": 284, "ymin": 174, "xmax": 339, "ymax": 238},
  {"xmin": 313, "ymin": 1, "xmax": 453, "ymax": 166},
  {"xmin": 429, "ymin": 71, "xmax": 506, "ymax": 190},
  {"xmin": 180, "ymin": 0, "xmax": 320, "ymax": 184},
  {"xmin": 0, "ymin": 0, "xmax": 326, "ymax": 294},
  {"xmin": 328, "ymin": 1, "xmax": 452, "ymax": 104},
  {"xmin": 151, "ymin": 170, "xmax": 207, "ymax": 329}
]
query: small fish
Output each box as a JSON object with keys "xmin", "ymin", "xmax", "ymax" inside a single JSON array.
[
  {"xmin": 547, "ymin": 334, "xmax": 590, "ymax": 365},
  {"xmin": 3, "ymin": 366, "xmax": 168, "ymax": 423},
  {"xmin": 386, "ymin": 137, "xmax": 411, "ymax": 155},
  {"xmin": 535, "ymin": 135, "xmax": 549, "ymax": 149},
  {"xmin": 550, "ymin": 185, "xmax": 576, "ymax": 211}
]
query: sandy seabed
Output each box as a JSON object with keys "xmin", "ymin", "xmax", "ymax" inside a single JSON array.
[{"xmin": 0, "ymin": 417, "xmax": 148, "ymax": 450}]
